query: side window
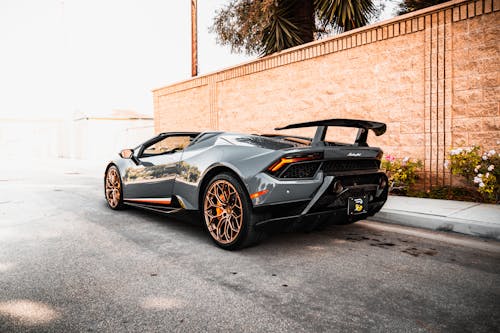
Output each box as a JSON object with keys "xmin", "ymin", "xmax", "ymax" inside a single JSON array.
[{"xmin": 142, "ymin": 136, "xmax": 192, "ymax": 157}]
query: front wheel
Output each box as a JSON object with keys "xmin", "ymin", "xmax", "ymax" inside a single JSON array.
[
  {"xmin": 202, "ymin": 173, "xmax": 261, "ymax": 250},
  {"xmin": 104, "ymin": 165, "xmax": 125, "ymax": 210}
]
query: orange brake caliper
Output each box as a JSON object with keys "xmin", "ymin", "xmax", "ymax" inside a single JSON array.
[
  {"xmin": 217, "ymin": 190, "xmax": 227, "ymax": 217},
  {"xmin": 216, "ymin": 207, "xmax": 223, "ymax": 216}
]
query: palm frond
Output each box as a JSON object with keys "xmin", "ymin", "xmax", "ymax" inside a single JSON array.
[
  {"xmin": 261, "ymin": 0, "xmax": 304, "ymax": 56},
  {"xmin": 315, "ymin": 0, "xmax": 375, "ymax": 32}
]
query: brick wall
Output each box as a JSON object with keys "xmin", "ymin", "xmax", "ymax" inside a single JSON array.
[{"xmin": 153, "ymin": 0, "xmax": 499, "ymax": 189}]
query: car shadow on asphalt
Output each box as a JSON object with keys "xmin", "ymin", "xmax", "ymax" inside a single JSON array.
[
  {"xmin": 98, "ymin": 199, "xmax": 482, "ymax": 260},
  {"xmin": 100, "ymin": 204, "xmax": 500, "ymax": 273},
  {"xmin": 99, "ymin": 201, "xmax": 211, "ymax": 243},
  {"xmin": 106, "ymin": 202, "xmax": 372, "ymax": 252}
]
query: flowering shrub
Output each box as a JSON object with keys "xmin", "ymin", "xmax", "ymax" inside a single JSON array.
[
  {"xmin": 382, "ymin": 155, "xmax": 423, "ymax": 194},
  {"xmin": 446, "ymin": 146, "xmax": 499, "ymax": 202}
]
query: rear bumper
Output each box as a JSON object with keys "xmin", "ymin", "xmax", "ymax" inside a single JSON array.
[
  {"xmin": 255, "ymin": 200, "xmax": 386, "ymax": 228},
  {"xmin": 254, "ymin": 173, "xmax": 388, "ymax": 227}
]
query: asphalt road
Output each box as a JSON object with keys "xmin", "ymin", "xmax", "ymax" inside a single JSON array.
[{"xmin": 1, "ymin": 159, "xmax": 499, "ymax": 333}]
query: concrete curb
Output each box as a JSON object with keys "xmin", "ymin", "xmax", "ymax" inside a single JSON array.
[{"xmin": 369, "ymin": 210, "xmax": 500, "ymax": 241}]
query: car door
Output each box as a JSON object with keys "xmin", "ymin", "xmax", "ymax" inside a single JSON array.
[{"xmin": 122, "ymin": 134, "xmax": 193, "ymax": 202}]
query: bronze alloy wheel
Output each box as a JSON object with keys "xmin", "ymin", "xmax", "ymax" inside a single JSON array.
[
  {"xmin": 204, "ymin": 179, "xmax": 244, "ymax": 245},
  {"xmin": 105, "ymin": 166, "xmax": 122, "ymax": 209}
]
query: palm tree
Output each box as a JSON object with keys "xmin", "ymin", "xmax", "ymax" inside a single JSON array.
[
  {"xmin": 397, "ymin": 0, "xmax": 450, "ymax": 15},
  {"xmin": 211, "ymin": 0, "xmax": 375, "ymax": 56}
]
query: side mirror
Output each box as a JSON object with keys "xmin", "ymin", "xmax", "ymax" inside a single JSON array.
[
  {"xmin": 119, "ymin": 149, "xmax": 140, "ymax": 165},
  {"xmin": 119, "ymin": 149, "xmax": 134, "ymax": 159}
]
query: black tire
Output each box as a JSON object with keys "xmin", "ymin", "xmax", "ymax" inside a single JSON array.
[
  {"xmin": 104, "ymin": 165, "xmax": 125, "ymax": 210},
  {"xmin": 202, "ymin": 172, "xmax": 262, "ymax": 250}
]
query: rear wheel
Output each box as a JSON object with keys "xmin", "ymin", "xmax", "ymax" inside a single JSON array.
[
  {"xmin": 202, "ymin": 173, "xmax": 261, "ymax": 250},
  {"xmin": 105, "ymin": 165, "xmax": 124, "ymax": 210}
]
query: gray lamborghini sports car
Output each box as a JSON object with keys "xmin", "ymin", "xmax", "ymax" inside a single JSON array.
[{"xmin": 104, "ymin": 118, "xmax": 389, "ymax": 250}]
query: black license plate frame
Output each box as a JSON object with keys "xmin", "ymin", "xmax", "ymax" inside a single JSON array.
[{"xmin": 347, "ymin": 195, "xmax": 368, "ymax": 215}]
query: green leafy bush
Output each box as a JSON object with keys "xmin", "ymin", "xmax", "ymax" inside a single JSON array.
[
  {"xmin": 446, "ymin": 146, "xmax": 499, "ymax": 202},
  {"xmin": 411, "ymin": 186, "xmax": 484, "ymax": 202},
  {"xmin": 382, "ymin": 155, "xmax": 423, "ymax": 194}
]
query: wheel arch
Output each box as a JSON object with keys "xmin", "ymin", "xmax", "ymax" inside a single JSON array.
[
  {"xmin": 197, "ymin": 164, "xmax": 250, "ymax": 211},
  {"xmin": 105, "ymin": 161, "xmax": 127, "ymax": 178},
  {"xmin": 104, "ymin": 162, "xmax": 117, "ymax": 181},
  {"xmin": 104, "ymin": 162, "xmax": 126, "ymax": 190},
  {"xmin": 104, "ymin": 161, "xmax": 116, "ymax": 173}
]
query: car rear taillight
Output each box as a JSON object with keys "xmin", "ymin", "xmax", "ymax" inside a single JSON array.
[{"xmin": 267, "ymin": 153, "xmax": 323, "ymax": 177}]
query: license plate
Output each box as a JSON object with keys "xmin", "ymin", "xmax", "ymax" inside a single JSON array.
[{"xmin": 347, "ymin": 196, "xmax": 368, "ymax": 215}]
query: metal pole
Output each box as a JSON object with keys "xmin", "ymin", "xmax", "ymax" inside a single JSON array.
[{"xmin": 191, "ymin": 0, "xmax": 198, "ymax": 77}]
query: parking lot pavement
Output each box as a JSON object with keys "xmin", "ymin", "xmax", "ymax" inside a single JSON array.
[{"xmin": 1, "ymin": 158, "xmax": 499, "ymax": 332}]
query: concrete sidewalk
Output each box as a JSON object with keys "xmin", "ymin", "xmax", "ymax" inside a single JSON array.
[{"xmin": 369, "ymin": 196, "xmax": 500, "ymax": 240}]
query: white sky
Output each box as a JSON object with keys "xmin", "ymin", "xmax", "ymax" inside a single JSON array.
[
  {"xmin": 0, "ymin": 0, "xmax": 396, "ymax": 120},
  {"xmin": 0, "ymin": 0, "xmax": 250, "ymax": 119}
]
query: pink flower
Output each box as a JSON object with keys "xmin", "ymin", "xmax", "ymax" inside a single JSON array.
[{"xmin": 385, "ymin": 155, "xmax": 395, "ymax": 162}]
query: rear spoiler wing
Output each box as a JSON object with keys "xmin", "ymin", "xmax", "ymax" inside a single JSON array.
[{"xmin": 275, "ymin": 118, "xmax": 386, "ymax": 146}]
